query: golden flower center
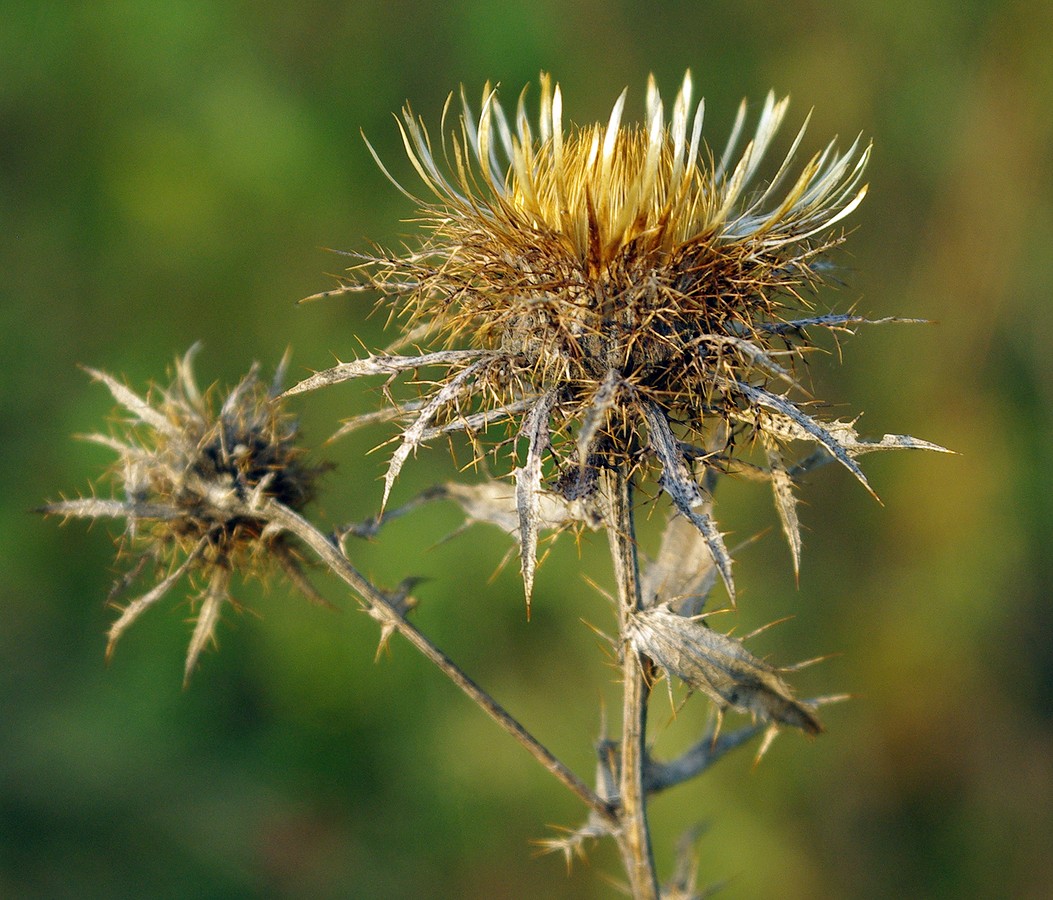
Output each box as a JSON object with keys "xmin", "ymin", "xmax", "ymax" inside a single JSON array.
[{"xmin": 504, "ymin": 126, "xmax": 717, "ymax": 269}]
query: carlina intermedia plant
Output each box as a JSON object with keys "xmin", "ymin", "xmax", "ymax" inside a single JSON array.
[{"xmin": 45, "ymin": 72, "xmax": 950, "ymax": 898}]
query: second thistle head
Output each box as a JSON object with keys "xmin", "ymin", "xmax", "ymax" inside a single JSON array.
[{"xmin": 44, "ymin": 346, "xmax": 328, "ymax": 682}]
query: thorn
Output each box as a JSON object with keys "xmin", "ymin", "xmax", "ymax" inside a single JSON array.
[
  {"xmin": 710, "ymin": 707, "xmax": 725, "ymax": 750},
  {"xmin": 752, "ymin": 724, "xmax": 780, "ymax": 768},
  {"xmin": 779, "ymin": 652, "xmax": 840, "ymax": 673},
  {"xmin": 741, "ymin": 615, "xmax": 794, "ymax": 642}
]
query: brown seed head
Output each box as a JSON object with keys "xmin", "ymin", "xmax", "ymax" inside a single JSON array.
[
  {"xmin": 44, "ymin": 346, "xmax": 328, "ymax": 681},
  {"xmin": 296, "ymin": 73, "xmax": 948, "ymax": 602},
  {"xmin": 361, "ymin": 73, "xmax": 868, "ymax": 422}
]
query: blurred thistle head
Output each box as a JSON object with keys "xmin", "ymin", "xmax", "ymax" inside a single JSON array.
[
  {"xmin": 294, "ymin": 72, "xmax": 947, "ymax": 603},
  {"xmin": 44, "ymin": 346, "xmax": 328, "ymax": 683}
]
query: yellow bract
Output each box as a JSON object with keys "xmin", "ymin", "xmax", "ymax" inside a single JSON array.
[{"xmin": 384, "ymin": 72, "xmax": 869, "ymax": 273}]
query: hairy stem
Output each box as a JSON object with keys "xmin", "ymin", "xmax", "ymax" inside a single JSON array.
[
  {"xmin": 261, "ymin": 498, "xmax": 616, "ymax": 825},
  {"xmin": 605, "ymin": 468, "xmax": 660, "ymax": 899}
]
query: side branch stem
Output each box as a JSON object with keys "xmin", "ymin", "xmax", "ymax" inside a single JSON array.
[
  {"xmin": 605, "ymin": 469, "xmax": 660, "ymax": 900},
  {"xmin": 261, "ymin": 499, "xmax": 615, "ymax": 825}
]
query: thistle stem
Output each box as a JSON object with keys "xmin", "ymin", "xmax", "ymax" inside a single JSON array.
[
  {"xmin": 261, "ymin": 498, "xmax": 616, "ymax": 826},
  {"xmin": 605, "ymin": 468, "xmax": 660, "ymax": 900}
]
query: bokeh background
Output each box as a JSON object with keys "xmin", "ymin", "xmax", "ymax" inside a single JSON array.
[{"xmin": 4, "ymin": 1, "xmax": 1052, "ymax": 897}]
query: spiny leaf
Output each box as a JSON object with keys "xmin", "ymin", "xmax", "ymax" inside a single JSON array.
[
  {"xmin": 742, "ymin": 407, "xmax": 953, "ymax": 463},
  {"xmin": 698, "ymin": 333, "xmax": 800, "ymax": 389},
  {"xmin": 640, "ymin": 513, "xmax": 719, "ymax": 616},
  {"xmin": 107, "ymin": 544, "xmax": 203, "ymax": 663},
  {"xmin": 283, "ymin": 349, "xmax": 488, "ymax": 397},
  {"xmin": 823, "ymin": 423, "xmax": 953, "ymax": 456},
  {"xmin": 220, "ymin": 362, "xmax": 262, "ymax": 417},
  {"xmin": 757, "ymin": 314, "xmax": 929, "ymax": 336},
  {"xmin": 39, "ymin": 497, "xmax": 182, "ymax": 522},
  {"xmin": 328, "ymin": 403, "xmax": 420, "ymax": 444},
  {"xmin": 382, "ymin": 359, "xmax": 490, "ymax": 510},
  {"xmin": 420, "ymin": 399, "xmax": 536, "ymax": 441},
  {"xmin": 513, "ymin": 391, "xmax": 558, "ymax": 615},
  {"xmin": 82, "ymin": 366, "xmax": 175, "ymax": 435},
  {"xmin": 732, "ymin": 380, "xmax": 876, "ymax": 499},
  {"xmin": 629, "ymin": 605, "xmax": 821, "ymax": 735},
  {"xmin": 762, "ymin": 431, "xmax": 801, "ymax": 576},
  {"xmin": 184, "ymin": 569, "xmax": 230, "ymax": 687},
  {"xmin": 576, "ymin": 369, "xmax": 623, "ymax": 466},
  {"xmin": 641, "ymin": 400, "xmax": 735, "ymax": 603},
  {"xmin": 443, "ymin": 479, "xmax": 594, "ymax": 536}
]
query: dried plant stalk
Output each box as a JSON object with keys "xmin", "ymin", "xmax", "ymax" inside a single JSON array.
[{"xmin": 45, "ymin": 73, "xmax": 951, "ymax": 898}]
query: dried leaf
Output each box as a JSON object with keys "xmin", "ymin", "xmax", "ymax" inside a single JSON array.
[
  {"xmin": 184, "ymin": 568, "xmax": 230, "ymax": 686},
  {"xmin": 283, "ymin": 349, "xmax": 488, "ymax": 397},
  {"xmin": 576, "ymin": 369, "xmax": 623, "ymax": 465},
  {"xmin": 757, "ymin": 313, "xmax": 928, "ymax": 336},
  {"xmin": 741, "ymin": 408, "xmax": 953, "ymax": 465},
  {"xmin": 445, "ymin": 481, "xmax": 521, "ymax": 534},
  {"xmin": 513, "ymin": 391, "xmax": 558, "ymax": 613},
  {"xmin": 40, "ymin": 497, "xmax": 182, "ymax": 522},
  {"xmin": 629, "ymin": 605, "xmax": 821, "ymax": 735},
  {"xmin": 106, "ymin": 544, "xmax": 203, "ymax": 663},
  {"xmin": 762, "ymin": 432, "xmax": 801, "ymax": 575},
  {"xmin": 420, "ymin": 398, "xmax": 535, "ymax": 441},
  {"xmin": 174, "ymin": 342, "xmax": 205, "ymax": 409},
  {"xmin": 443, "ymin": 479, "xmax": 594, "ymax": 536},
  {"xmin": 328, "ymin": 403, "xmax": 420, "ymax": 444},
  {"xmin": 732, "ymin": 380, "xmax": 876, "ymax": 498},
  {"xmin": 640, "ymin": 513, "xmax": 718, "ymax": 616},
  {"xmin": 382, "ymin": 359, "xmax": 491, "ymax": 509},
  {"xmin": 221, "ymin": 362, "xmax": 262, "ymax": 417},
  {"xmin": 698, "ymin": 333, "xmax": 799, "ymax": 389},
  {"xmin": 641, "ymin": 400, "xmax": 735, "ymax": 603},
  {"xmin": 823, "ymin": 423, "xmax": 953, "ymax": 456},
  {"xmin": 82, "ymin": 367, "xmax": 175, "ymax": 435}
]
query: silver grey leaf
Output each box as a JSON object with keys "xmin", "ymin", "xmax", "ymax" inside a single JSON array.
[
  {"xmin": 757, "ymin": 314, "xmax": 928, "ymax": 335},
  {"xmin": 762, "ymin": 432, "xmax": 801, "ymax": 575},
  {"xmin": 513, "ymin": 391, "xmax": 558, "ymax": 611},
  {"xmin": 629, "ymin": 606, "xmax": 821, "ymax": 735},
  {"xmin": 107, "ymin": 541, "xmax": 204, "ymax": 663},
  {"xmin": 382, "ymin": 359, "xmax": 491, "ymax": 509},
  {"xmin": 184, "ymin": 569, "xmax": 230, "ymax": 686},
  {"xmin": 576, "ymin": 369, "xmax": 623, "ymax": 465},
  {"xmin": 641, "ymin": 401, "xmax": 735, "ymax": 603},
  {"xmin": 640, "ymin": 513, "xmax": 718, "ymax": 616},
  {"xmin": 732, "ymin": 381, "xmax": 875, "ymax": 498},
  {"xmin": 83, "ymin": 367, "xmax": 175, "ymax": 435},
  {"xmin": 283, "ymin": 349, "xmax": 488, "ymax": 396}
]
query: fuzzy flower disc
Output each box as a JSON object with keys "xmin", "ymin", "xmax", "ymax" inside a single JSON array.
[{"xmin": 365, "ymin": 71, "xmax": 869, "ymax": 404}]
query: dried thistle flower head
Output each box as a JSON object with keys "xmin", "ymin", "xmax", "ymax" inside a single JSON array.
[
  {"xmin": 44, "ymin": 345, "xmax": 328, "ymax": 683},
  {"xmin": 294, "ymin": 72, "xmax": 949, "ymax": 605}
]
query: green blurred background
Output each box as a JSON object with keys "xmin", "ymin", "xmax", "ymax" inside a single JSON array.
[{"xmin": 4, "ymin": 1, "xmax": 1052, "ymax": 896}]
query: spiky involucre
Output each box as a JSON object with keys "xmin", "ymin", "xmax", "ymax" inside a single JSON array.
[
  {"xmin": 368, "ymin": 70, "xmax": 867, "ymax": 386},
  {"xmin": 296, "ymin": 72, "xmax": 948, "ymax": 602},
  {"xmin": 45, "ymin": 347, "xmax": 328, "ymax": 682}
]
